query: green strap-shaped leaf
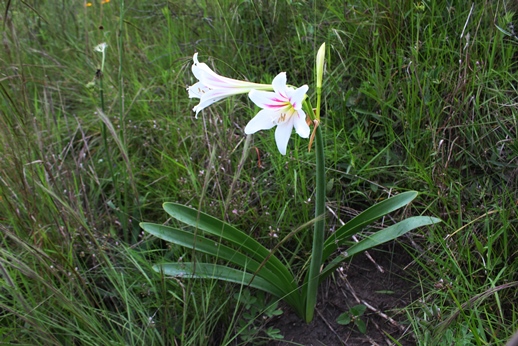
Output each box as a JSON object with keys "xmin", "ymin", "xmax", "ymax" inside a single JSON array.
[
  {"xmin": 141, "ymin": 223, "xmax": 278, "ymax": 281},
  {"xmin": 162, "ymin": 203, "xmax": 297, "ymax": 291},
  {"xmin": 319, "ymin": 216, "xmax": 441, "ymax": 280},
  {"xmin": 140, "ymin": 222, "xmax": 302, "ymax": 308},
  {"xmin": 154, "ymin": 262, "xmax": 287, "ymax": 299},
  {"xmin": 322, "ymin": 191, "xmax": 418, "ymax": 261}
]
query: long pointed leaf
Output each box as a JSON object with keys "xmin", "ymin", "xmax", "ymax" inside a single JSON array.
[
  {"xmin": 322, "ymin": 191, "xmax": 418, "ymax": 261},
  {"xmin": 320, "ymin": 216, "xmax": 441, "ymax": 280},
  {"xmin": 140, "ymin": 222, "xmax": 302, "ymax": 307},
  {"xmin": 162, "ymin": 203, "xmax": 297, "ymax": 291},
  {"xmin": 141, "ymin": 223, "xmax": 281, "ymax": 286},
  {"xmin": 155, "ymin": 262, "xmax": 286, "ymax": 298}
]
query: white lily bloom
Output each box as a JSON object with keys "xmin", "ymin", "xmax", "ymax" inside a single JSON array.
[
  {"xmin": 245, "ymin": 72, "xmax": 309, "ymax": 155},
  {"xmin": 187, "ymin": 53, "xmax": 272, "ymax": 117}
]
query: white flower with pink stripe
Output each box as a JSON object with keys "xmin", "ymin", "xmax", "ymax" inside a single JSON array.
[{"xmin": 245, "ymin": 73, "xmax": 309, "ymax": 155}]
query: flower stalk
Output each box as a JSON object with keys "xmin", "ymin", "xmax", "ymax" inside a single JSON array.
[{"xmin": 304, "ymin": 44, "xmax": 326, "ymax": 321}]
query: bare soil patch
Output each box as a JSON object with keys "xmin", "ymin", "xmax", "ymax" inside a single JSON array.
[{"xmin": 271, "ymin": 244, "xmax": 419, "ymax": 346}]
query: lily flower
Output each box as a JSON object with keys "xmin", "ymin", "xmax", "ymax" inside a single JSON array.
[
  {"xmin": 188, "ymin": 53, "xmax": 272, "ymax": 117},
  {"xmin": 245, "ymin": 73, "xmax": 310, "ymax": 155}
]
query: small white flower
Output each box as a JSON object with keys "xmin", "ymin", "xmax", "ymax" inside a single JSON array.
[{"xmin": 94, "ymin": 42, "xmax": 108, "ymax": 53}]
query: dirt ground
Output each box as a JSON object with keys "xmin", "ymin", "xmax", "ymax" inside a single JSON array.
[{"xmin": 270, "ymin": 244, "xmax": 419, "ymax": 346}]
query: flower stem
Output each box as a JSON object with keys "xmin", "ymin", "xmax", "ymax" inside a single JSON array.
[{"xmin": 305, "ymin": 122, "xmax": 325, "ymax": 322}]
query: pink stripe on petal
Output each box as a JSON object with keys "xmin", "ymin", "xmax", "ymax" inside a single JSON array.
[{"xmin": 265, "ymin": 103, "xmax": 287, "ymax": 110}]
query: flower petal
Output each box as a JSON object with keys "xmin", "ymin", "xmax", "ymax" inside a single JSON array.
[
  {"xmin": 192, "ymin": 95, "xmax": 226, "ymax": 116},
  {"xmin": 187, "ymin": 81, "xmax": 208, "ymax": 99},
  {"xmin": 244, "ymin": 109, "xmax": 277, "ymax": 134},
  {"xmin": 289, "ymin": 85, "xmax": 309, "ymax": 110},
  {"xmin": 249, "ymin": 89, "xmax": 290, "ymax": 112},
  {"xmin": 192, "ymin": 55, "xmax": 270, "ymax": 91},
  {"xmin": 272, "ymin": 72, "xmax": 289, "ymax": 98},
  {"xmin": 191, "ymin": 61, "xmax": 219, "ymax": 86},
  {"xmin": 274, "ymin": 120, "xmax": 294, "ymax": 155},
  {"xmin": 293, "ymin": 109, "xmax": 310, "ymax": 138},
  {"xmin": 191, "ymin": 54, "xmax": 236, "ymax": 89}
]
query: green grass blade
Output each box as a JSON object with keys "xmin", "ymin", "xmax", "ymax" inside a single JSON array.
[
  {"xmin": 320, "ymin": 216, "xmax": 442, "ymax": 280},
  {"xmin": 322, "ymin": 191, "xmax": 419, "ymax": 261},
  {"xmin": 155, "ymin": 262, "xmax": 286, "ymax": 299}
]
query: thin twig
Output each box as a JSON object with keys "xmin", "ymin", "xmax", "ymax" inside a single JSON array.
[
  {"xmin": 315, "ymin": 308, "xmax": 349, "ymax": 345},
  {"xmin": 360, "ymin": 300, "xmax": 407, "ymax": 333},
  {"xmin": 369, "ymin": 319, "xmax": 393, "ymax": 346},
  {"xmin": 460, "ymin": 3, "xmax": 475, "ymax": 39},
  {"xmin": 340, "ymin": 273, "xmax": 411, "ymax": 340}
]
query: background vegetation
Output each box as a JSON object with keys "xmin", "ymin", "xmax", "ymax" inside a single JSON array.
[{"xmin": 0, "ymin": 0, "xmax": 517, "ymax": 344}]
